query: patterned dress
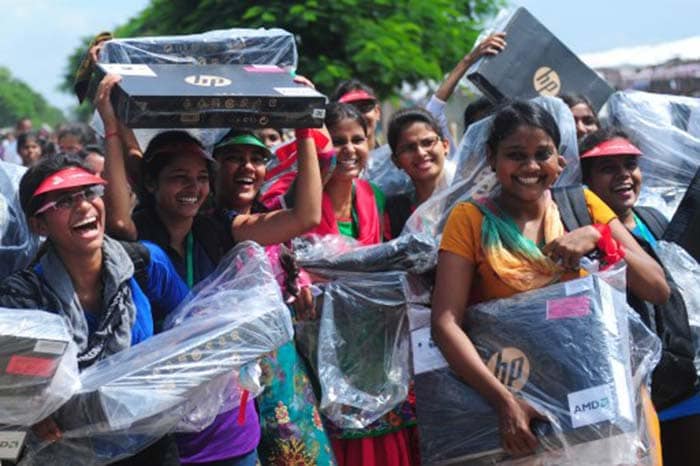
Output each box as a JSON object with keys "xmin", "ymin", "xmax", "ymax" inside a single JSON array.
[{"xmin": 257, "ymin": 340, "xmax": 336, "ymax": 466}]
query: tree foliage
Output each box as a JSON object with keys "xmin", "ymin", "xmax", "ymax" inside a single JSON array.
[
  {"xmin": 0, "ymin": 67, "xmax": 64, "ymax": 128},
  {"xmin": 63, "ymin": 0, "xmax": 501, "ymax": 101}
]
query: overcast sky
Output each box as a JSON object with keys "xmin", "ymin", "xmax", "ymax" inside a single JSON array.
[{"xmin": 0, "ymin": 0, "xmax": 698, "ymax": 116}]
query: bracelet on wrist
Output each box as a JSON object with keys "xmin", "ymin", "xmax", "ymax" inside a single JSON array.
[
  {"xmin": 295, "ymin": 128, "xmax": 313, "ymax": 140},
  {"xmin": 104, "ymin": 130, "xmax": 119, "ymax": 140}
]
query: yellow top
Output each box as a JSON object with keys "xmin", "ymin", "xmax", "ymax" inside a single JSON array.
[{"xmin": 439, "ymin": 188, "xmax": 617, "ymax": 304}]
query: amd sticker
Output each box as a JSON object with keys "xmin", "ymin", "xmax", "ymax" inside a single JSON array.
[{"xmin": 568, "ymin": 384, "xmax": 614, "ymax": 428}]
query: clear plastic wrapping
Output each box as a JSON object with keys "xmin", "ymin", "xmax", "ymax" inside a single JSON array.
[
  {"xmin": 0, "ymin": 309, "xmax": 79, "ymax": 427},
  {"xmin": 99, "ymin": 28, "xmax": 297, "ymax": 70},
  {"xmin": 294, "ymin": 232, "xmax": 438, "ymax": 277},
  {"xmin": 92, "ymin": 27, "xmax": 299, "ymax": 151},
  {"xmin": 0, "ymin": 161, "xmax": 40, "ymax": 280},
  {"xmin": 655, "ymin": 240, "xmax": 700, "ymax": 376},
  {"xmin": 607, "ymin": 91, "xmax": 700, "ymax": 218},
  {"xmin": 412, "ymin": 267, "xmax": 662, "ymax": 465},
  {"xmin": 20, "ymin": 242, "xmax": 293, "ymax": 465},
  {"xmin": 295, "ymin": 271, "xmax": 412, "ymax": 429},
  {"xmin": 403, "ymin": 95, "xmax": 580, "ymax": 237},
  {"xmin": 363, "ymin": 144, "xmax": 414, "ymax": 197}
]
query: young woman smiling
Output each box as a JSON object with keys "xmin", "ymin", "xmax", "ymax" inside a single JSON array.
[
  {"xmin": 431, "ymin": 101, "xmax": 669, "ymax": 457},
  {"xmin": 384, "ymin": 108, "xmax": 450, "ymax": 238},
  {"xmin": 97, "ymin": 71, "xmax": 335, "ymax": 465},
  {"xmin": 580, "ymin": 127, "xmax": 700, "ymax": 466},
  {"xmin": 305, "ymin": 103, "xmax": 385, "ymax": 245},
  {"xmin": 97, "ymin": 75, "xmax": 261, "ymax": 466},
  {"xmin": 0, "ymin": 153, "xmax": 189, "ymax": 465}
]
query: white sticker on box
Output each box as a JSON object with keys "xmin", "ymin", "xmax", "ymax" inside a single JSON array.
[
  {"xmin": 0, "ymin": 430, "xmax": 26, "ymax": 460},
  {"xmin": 274, "ymin": 87, "xmax": 321, "ymax": 97},
  {"xmin": 568, "ymin": 383, "xmax": 615, "ymax": 428},
  {"xmin": 34, "ymin": 339, "xmax": 67, "ymax": 355},
  {"xmin": 599, "ymin": 281, "xmax": 619, "ymax": 336},
  {"xmin": 611, "ymin": 358, "xmax": 634, "ymax": 422},
  {"xmin": 410, "ymin": 327, "xmax": 448, "ymax": 374},
  {"xmin": 564, "ymin": 277, "xmax": 590, "ymax": 296},
  {"xmin": 101, "ymin": 64, "xmax": 157, "ymax": 77},
  {"xmin": 407, "ymin": 304, "xmax": 431, "ymax": 331},
  {"xmin": 312, "ymin": 108, "xmax": 326, "ymax": 119}
]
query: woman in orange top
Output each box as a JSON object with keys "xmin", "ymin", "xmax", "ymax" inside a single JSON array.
[{"xmin": 431, "ymin": 100, "xmax": 669, "ymax": 457}]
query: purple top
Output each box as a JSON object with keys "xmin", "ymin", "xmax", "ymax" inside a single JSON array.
[{"xmin": 176, "ymin": 401, "xmax": 259, "ymax": 463}]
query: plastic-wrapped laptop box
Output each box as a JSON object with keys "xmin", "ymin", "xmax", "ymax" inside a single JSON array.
[
  {"xmin": 412, "ymin": 270, "xmax": 660, "ymax": 465},
  {"xmin": 20, "ymin": 242, "xmax": 293, "ymax": 465},
  {"xmin": 0, "ymin": 309, "xmax": 79, "ymax": 427},
  {"xmin": 607, "ymin": 91, "xmax": 700, "ymax": 220},
  {"xmin": 87, "ymin": 63, "xmax": 326, "ymax": 129}
]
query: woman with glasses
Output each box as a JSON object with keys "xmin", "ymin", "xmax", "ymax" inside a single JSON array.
[
  {"xmin": 0, "ymin": 152, "xmax": 189, "ymax": 465},
  {"xmin": 384, "ymin": 108, "xmax": 451, "ymax": 238}
]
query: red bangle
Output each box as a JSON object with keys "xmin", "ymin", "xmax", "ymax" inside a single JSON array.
[
  {"xmin": 295, "ymin": 128, "xmax": 313, "ymax": 140},
  {"xmin": 104, "ymin": 130, "xmax": 119, "ymax": 140}
]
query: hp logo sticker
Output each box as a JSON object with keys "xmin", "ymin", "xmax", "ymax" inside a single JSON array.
[{"xmin": 185, "ymin": 75, "xmax": 232, "ymax": 87}]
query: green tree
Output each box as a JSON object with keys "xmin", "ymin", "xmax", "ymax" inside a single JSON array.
[
  {"xmin": 0, "ymin": 67, "xmax": 64, "ymax": 128},
  {"xmin": 63, "ymin": 0, "xmax": 501, "ymax": 102}
]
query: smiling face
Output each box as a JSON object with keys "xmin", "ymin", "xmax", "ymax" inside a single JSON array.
[
  {"xmin": 490, "ymin": 125, "xmax": 564, "ymax": 204},
  {"xmin": 149, "ymin": 153, "xmax": 210, "ymax": 221},
  {"xmin": 215, "ymin": 144, "xmax": 268, "ymax": 211},
  {"xmin": 328, "ymin": 118, "xmax": 369, "ymax": 184},
  {"xmin": 393, "ymin": 122, "xmax": 448, "ymax": 185},
  {"xmin": 30, "ymin": 186, "xmax": 105, "ymax": 256},
  {"xmin": 586, "ymin": 155, "xmax": 642, "ymax": 216}
]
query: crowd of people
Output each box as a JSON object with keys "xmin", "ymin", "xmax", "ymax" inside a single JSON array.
[{"xmin": 0, "ymin": 27, "xmax": 699, "ymax": 466}]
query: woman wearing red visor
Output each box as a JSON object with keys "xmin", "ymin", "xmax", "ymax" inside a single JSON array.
[
  {"xmin": 580, "ymin": 128, "xmax": 700, "ymax": 466},
  {"xmin": 0, "ymin": 153, "xmax": 189, "ymax": 465}
]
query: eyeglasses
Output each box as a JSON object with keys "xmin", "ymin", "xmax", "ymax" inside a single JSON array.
[
  {"xmin": 350, "ymin": 100, "xmax": 378, "ymax": 114},
  {"xmin": 34, "ymin": 185, "xmax": 105, "ymax": 215},
  {"xmin": 395, "ymin": 136, "xmax": 440, "ymax": 158}
]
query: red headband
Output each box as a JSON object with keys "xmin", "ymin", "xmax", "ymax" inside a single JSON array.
[
  {"xmin": 338, "ymin": 89, "xmax": 376, "ymax": 104},
  {"xmin": 33, "ymin": 167, "xmax": 106, "ymax": 197},
  {"xmin": 580, "ymin": 137, "xmax": 642, "ymax": 159}
]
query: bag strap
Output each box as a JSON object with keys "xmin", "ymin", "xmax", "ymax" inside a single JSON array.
[
  {"xmin": 550, "ymin": 186, "xmax": 592, "ymax": 231},
  {"xmin": 633, "ymin": 206, "xmax": 668, "ymax": 240},
  {"xmin": 119, "ymin": 241, "xmax": 150, "ymax": 291}
]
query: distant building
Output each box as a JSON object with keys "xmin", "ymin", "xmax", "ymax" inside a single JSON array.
[{"xmin": 581, "ymin": 36, "xmax": 700, "ymax": 97}]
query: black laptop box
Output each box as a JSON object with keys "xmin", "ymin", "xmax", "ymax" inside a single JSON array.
[
  {"xmin": 88, "ymin": 63, "xmax": 327, "ymax": 128},
  {"xmin": 467, "ymin": 7, "xmax": 614, "ymax": 111}
]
